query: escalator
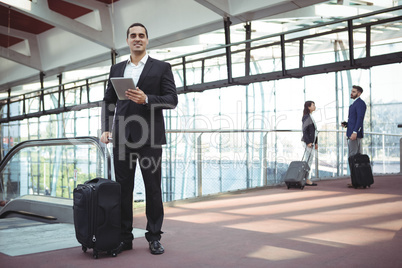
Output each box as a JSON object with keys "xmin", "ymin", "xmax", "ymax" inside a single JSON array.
[{"xmin": 0, "ymin": 137, "xmax": 111, "ymax": 256}]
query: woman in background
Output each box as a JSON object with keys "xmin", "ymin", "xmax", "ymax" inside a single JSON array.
[{"xmin": 302, "ymin": 101, "xmax": 318, "ymax": 186}]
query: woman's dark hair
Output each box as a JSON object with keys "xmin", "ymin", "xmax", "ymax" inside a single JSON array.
[
  {"xmin": 126, "ymin": 23, "xmax": 148, "ymax": 38},
  {"xmin": 303, "ymin": 101, "xmax": 315, "ymax": 116}
]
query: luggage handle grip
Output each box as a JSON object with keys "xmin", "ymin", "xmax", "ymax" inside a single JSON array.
[{"xmin": 85, "ymin": 177, "xmax": 104, "ymax": 185}]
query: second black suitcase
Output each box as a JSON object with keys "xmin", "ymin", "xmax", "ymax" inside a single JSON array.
[
  {"xmin": 348, "ymin": 153, "xmax": 374, "ymax": 188},
  {"xmin": 73, "ymin": 178, "xmax": 121, "ymax": 259}
]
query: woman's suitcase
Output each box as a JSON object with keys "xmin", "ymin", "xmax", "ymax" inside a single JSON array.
[
  {"xmin": 284, "ymin": 145, "xmax": 314, "ymax": 190},
  {"xmin": 348, "ymin": 153, "xmax": 374, "ymax": 188},
  {"xmin": 284, "ymin": 161, "xmax": 309, "ymax": 189},
  {"xmin": 73, "ymin": 178, "xmax": 121, "ymax": 259}
]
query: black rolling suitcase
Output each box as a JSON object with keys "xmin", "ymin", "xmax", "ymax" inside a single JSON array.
[
  {"xmin": 348, "ymin": 153, "xmax": 374, "ymax": 188},
  {"xmin": 284, "ymin": 146, "xmax": 314, "ymax": 190},
  {"xmin": 73, "ymin": 178, "xmax": 121, "ymax": 259}
]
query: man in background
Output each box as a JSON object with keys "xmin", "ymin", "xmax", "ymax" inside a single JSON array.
[{"xmin": 341, "ymin": 85, "xmax": 367, "ymax": 187}]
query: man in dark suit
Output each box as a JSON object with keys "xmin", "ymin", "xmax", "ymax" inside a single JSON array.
[
  {"xmin": 100, "ymin": 23, "xmax": 178, "ymax": 255},
  {"xmin": 341, "ymin": 85, "xmax": 366, "ymax": 187},
  {"xmin": 342, "ymin": 85, "xmax": 366, "ymax": 157}
]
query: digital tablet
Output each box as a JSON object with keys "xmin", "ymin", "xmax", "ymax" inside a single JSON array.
[{"xmin": 110, "ymin": 77, "xmax": 136, "ymax": 100}]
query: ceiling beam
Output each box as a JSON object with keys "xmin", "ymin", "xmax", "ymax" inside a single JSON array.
[
  {"xmin": 0, "ymin": 26, "xmax": 42, "ymax": 70},
  {"xmin": 193, "ymin": 0, "xmax": 328, "ymax": 22},
  {"xmin": 193, "ymin": 0, "xmax": 231, "ymax": 17},
  {"xmin": 1, "ymin": 0, "xmax": 115, "ymax": 48}
]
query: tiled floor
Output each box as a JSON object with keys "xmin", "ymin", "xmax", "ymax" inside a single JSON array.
[{"xmin": 1, "ymin": 175, "xmax": 401, "ymax": 268}]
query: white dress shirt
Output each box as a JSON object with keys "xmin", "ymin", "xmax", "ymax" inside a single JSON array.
[
  {"xmin": 123, "ymin": 54, "xmax": 149, "ymax": 103},
  {"xmin": 123, "ymin": 54, "xmax": 148, "ymax": 85}
]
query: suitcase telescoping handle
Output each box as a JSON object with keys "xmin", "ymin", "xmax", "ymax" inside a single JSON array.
[
  {"xmin": 104, "ymin": 138, "xmax": 115, "ymax": 181},
  {"xmin": 99, "ymin": 136, "xmax": 113, "ymax": 181},
  {"xmin": 301, "ymin": 141, "xmax": 315, "ymax": 163}
]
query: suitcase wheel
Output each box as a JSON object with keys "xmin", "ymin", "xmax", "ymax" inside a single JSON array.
[
  {"xmin": 110, "ymin": 247, "xmax": 119, "ymax": 257},
  {"xmin": 300, "ymin": 186, "xmax": 304, "ymax": 190},
  {"xmin": 81, "ymin": 246, "xmax": 87, "ymax": 253},
  {"xmin": 93, "ymin": 250, "xmax": 98, "ymax": 259}
]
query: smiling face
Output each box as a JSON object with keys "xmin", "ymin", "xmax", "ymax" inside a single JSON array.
[{"xmin": 126, "ymin": 26, "xmax": 149, "ymax": 55}]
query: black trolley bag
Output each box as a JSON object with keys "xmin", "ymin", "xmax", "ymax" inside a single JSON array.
[
  {"xmin": 284, "ymin": 145, "xmax": 314, "ymax": 190},
  {"xmin": 348, "ymin": 153, "xmax": 374, "ymax": 188},
  {"xmin": 73, "ymin": 167, "xmax": 121, "ymax": 259}
]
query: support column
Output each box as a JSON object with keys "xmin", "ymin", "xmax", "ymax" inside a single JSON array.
[
  {"xmin": 299, "ymin": 39, "xmax": 304, "ymax": 68},
  {"xmin": 111, "ymin": 49, "xmax": 117, "ymax": 65},
  {"xmin": 224, "ymin": 17, "xmax": 233, "ymax": 84},
  {"xmin": 280, "ymin": 34, "xmax": 286, "ymax": 76},
  {"xmin": 366, "ymin": 25, "xmax": 371, "ymax": 58},
  {"xmin": 40, "ymin": 72, "xmax": 45, "ymax": 112},
  {"xmin": 244, "ymin": 22, "xmax": 251, "ymax": 76},
  {"xmin": 57, "ymin": 74, "xmax": 62, "ymax": 109},
  {"xmin": 399, "ymin": 123, "xmax": 402, "ymax": 173},
  {"xmin": 263, "ymin": 133, "xmax": 268, "ymax": 186},
  {"xmin": 245, "ymin": 22, "xmax": 251, "ymax": 187},
  {"xmin": 334, "ymin": 41, "xmax": 340, "ymax": 176},
  {"xmin": 197, "ymin": 134, "xmax": 203, "ymax": 197},
  {"xmin": 182, "ymin": 56, "xmax": 187, "ymax": 91},
  {"xmin": 348, "ymin": 20, "xmax": 355, "ymax": 66}
]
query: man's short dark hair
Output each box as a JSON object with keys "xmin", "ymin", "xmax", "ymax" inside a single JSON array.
[
  {"xmin": 126, "ymin": 23, "xmax": 148, "ymax": 38},
  {"xmin": 353, "ymin": 85, "xmax": 363, "ymax": 93}
]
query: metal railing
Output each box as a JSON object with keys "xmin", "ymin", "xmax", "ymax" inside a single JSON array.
[
  {"xmin": 0, "ymin": 130, "xmax": 400, "ymax": 203},
  {"xmin": 160, "ymin": 129, "xmax": 402, "ymax": 200},
  {"xmin": 0, "ymin": 137, "xmax": 110, "ymax": 201}
]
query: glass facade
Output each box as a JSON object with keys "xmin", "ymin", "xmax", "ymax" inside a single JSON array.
[
  {"xmin": 2, "ymin": 63, "xmax": 401, "ymax": 202},
  {"xmin": 1, "ymin": 9, "xmax": 402, "ymax": 202}
]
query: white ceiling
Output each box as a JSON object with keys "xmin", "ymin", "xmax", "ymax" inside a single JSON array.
[{"xmin": 0, "ymin": 0, "xmax": 398, "ymax": 92}]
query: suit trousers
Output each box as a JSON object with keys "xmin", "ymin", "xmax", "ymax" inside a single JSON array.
[
  {"xmin": 113, "ymin": 142, "xmax": 164, "ymax": 243},
  {"xmin": 348, "ymin": 138, "xmax": 362, "ymax": 157}
]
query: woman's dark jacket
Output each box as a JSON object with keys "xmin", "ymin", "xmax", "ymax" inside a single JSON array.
[{"xmin": 302, "ymin": 114, "xmax": 318, "ymax": 145}]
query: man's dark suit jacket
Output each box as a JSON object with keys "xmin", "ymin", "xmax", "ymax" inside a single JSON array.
[
  {"xmin": 102, "ymin": 57, "xmax": 178, "ymax": 146},
  {"xmin": 302, "ymin": 114, "xmax": 317, "ymax": 145},
  {"xmin": 346, "ymin": 97, "xmax": 366, "ymax": 138}
]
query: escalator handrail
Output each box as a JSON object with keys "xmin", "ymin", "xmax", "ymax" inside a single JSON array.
[{"xmin": 0, "ymin": 136, "xmax": 111, "ymax": 180}]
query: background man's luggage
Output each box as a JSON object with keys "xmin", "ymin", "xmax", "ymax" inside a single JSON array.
[
  {"xmin": 73, "ymin": 178, "xmax": 121, "ymax": 259},
  {"xmin": 348, "ymin": 153, "xmax": 374, "ymax": 188},
  {"xmin": 284, "ymin": 161, "xmax": 309, "ymax": 189}
]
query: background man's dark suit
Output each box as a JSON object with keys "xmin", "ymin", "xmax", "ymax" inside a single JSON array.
[
  {"xmin": 346, "ymin": 97, "xmax": 366, "ymax": 140},
  {"xmin": 102, "ymin": 56, "xmax": 177, "ymax": 244}
]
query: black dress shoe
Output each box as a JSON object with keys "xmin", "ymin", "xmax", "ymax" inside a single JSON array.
[
  {"xmin": 305, "ymin": 183, "xmax": 317, "ymax": 186},
  {"xmin": 149, "ymin": 240, "xmax": 164, "ymax": 255},
  {"xmin": 116, "ymin": 241, "xmax": 132, "ymax": 253}
]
